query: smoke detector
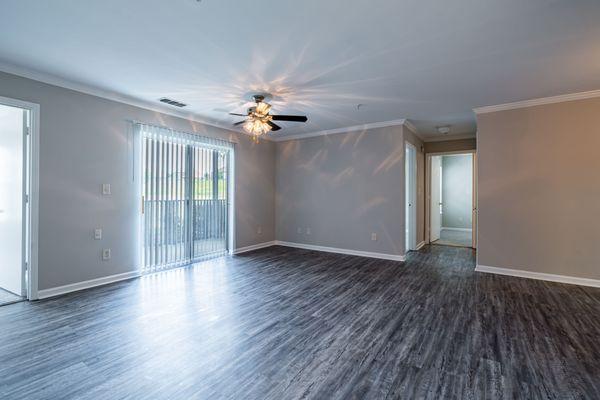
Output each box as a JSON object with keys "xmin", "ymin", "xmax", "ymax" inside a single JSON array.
[{"xmin": 437, "ymin": 126, "xmax": 451, "ymax": 135}]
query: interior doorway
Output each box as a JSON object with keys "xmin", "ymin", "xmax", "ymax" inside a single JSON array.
[
  {"xmin": 405, "ymin": 142, "xmax": 417, "ymax": 252},
  {"xmin": 427, "ymin": 151, "xmax": 476, "ymax": 248},
  {"xmin": 0, "ymin": 97, "xmax": 39, "ymax": 304}
]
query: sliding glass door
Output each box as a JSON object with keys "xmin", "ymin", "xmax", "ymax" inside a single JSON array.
[{"xmin": 139, "ymin": 124, "xmax": 232, "ymax": 273}]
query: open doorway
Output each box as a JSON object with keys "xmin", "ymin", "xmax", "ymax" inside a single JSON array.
[
  {"xmin": 427, "ymin": 152, "xmax": 476, "ymax": 248},
  {"xmin": 0, "ymin": 97, "xmax": 38, "ymax": 305}
]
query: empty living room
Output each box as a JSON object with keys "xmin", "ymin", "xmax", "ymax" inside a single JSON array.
[{"xmin": 1, "ymin": 1, "xmax": 600, "ymax": 399}]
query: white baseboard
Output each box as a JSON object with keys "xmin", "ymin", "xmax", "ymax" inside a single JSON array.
[
  {"xmin": 275, "ymin": 241, "xmax": 405, "ymax": 262},
  {"xmin": 415, "ymin": 241, "xmax": 426, "ymax": 250},
  {"xmin": 475, "ymin": 265, "xmax": 600, "ymax": 288},
  {"xmin": 233, "ymin": 241, "xmax": 276, "ymax": 254},
  {"xmin": 38, "ymin": 270, "xmax": 141, "ymax": 300},
  {"xmin": 441, "ymin": 227, "xmax": 472, "ymax": 232}
]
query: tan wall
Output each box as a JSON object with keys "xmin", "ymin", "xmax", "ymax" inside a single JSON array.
[
  {"xmin": 425, "ymin": 138, "xmax": 476, "ymax": 154},
  {"xmin": 476, "ymin": 97, "xmax": 600, "ymax": 280}
]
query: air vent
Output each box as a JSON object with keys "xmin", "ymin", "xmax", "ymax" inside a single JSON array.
[{"xmin": 159, "ymin": 98, "xmax": 187, "ymax": 108}]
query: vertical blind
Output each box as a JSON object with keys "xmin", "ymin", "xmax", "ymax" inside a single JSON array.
[{"xmin": 137, "ymin": 123, "xmax": 233, "ymax": 273}]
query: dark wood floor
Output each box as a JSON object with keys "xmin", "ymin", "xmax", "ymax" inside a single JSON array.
[{"xmin": 1, "ymin": 245, "xmax": 600, "ymax": 399}]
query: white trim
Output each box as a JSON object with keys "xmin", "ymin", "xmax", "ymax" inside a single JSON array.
[
  {"xmin": 37, "ymin": 271, "xmax": 141, "ymax": 300},
  {"xmin": 403, "ymin": 119, "xmax": 419, "ymax": 136},
  {"xmin": 427, "ymin": 149, "xmax": 477, "ymax": 156},
  {"xmin": 0, "ymin": 95, "xmax": 40, "ymax": 300},
  {"xmin": 425, "ymin": 150, "xmax": 477, "ymax": 244},
  {"xmin": 415, "ymin": 241, "xmax": 426, "ymax": 250},
  {"xmin": 405, "ymin": 141, "xmax": 418, "ymax": 252},
  {"xmin": 422, "ymin": 133, "xmax": 476, "ymax": 143},
  {"xmin": 475, "ymin": 265, "xmax": 600, "ymax": 288},
  {"xmin": 441, "ymin": 227, "xmax": 472, "ymax": 232},
  {"xmin": 272, "ymin": 119, "xmax": 409, "ymax": 142},
  {"xmin": 473, "ymin": 89, "xmax": 600, "ymax": 114},
  {"xmin": 233, "ymin": 241, "xmax": 276, "ymax": 254},
  {"xmin": 275, "ymin": 240, "xmax": 405, "ymax": 261},
  {"xmin": 0, "ymin": 61, "xmax": 273, "ymax": 141},
  {"xmin": 228, "ymin": 148, "xmax": 236, "ymax": 254}
]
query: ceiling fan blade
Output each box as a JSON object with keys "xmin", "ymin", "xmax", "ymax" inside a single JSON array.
[
  {"xmin": 229, "ymin": 113, "xmax": 247, "ymax": 116},
  {"xmin": 267, "ymin": 121, "xmax": 282, "ymax": 131},
  {"xmin": 271, "ymin": 115, "xmax": 308, "ymax": 122},
  {"xmin": 233, "ymin": 120, "xmax": 246, "ymax": 126}
]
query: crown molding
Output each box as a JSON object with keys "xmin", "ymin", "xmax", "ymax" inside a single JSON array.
[
  {"xmin": 402, "ymin": 119, "xmax": 419, "ymax": 136},
  {"xmin": 0, "ymin": 61, "xmax": 276, "ymax": 141},
  {"xmin": 272, "ymin": 118, "xmax": 415, "ymax": 142},
  {"xmin": 473, "ymin": 89, "xmax": 600, "ymax": 114},
  {"xmin": 422, "ymin": 133, "xmax": 476, "ymax": 142}
]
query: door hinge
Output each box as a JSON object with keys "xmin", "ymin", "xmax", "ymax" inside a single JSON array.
[
  {"xmin": 25, "ymin": 194, "xmax": 29, "ymax": 203},
  {"xmin": 25, "ymin": 127, "xmax": 30, "ymax": 135}
]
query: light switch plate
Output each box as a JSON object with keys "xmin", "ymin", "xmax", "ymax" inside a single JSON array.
[
  {"xmin": 371, "ymin": 233, "xmax": 377, "ymax": 241},
  {"xmin": 102, "ymin": 183, "xmax": 111, "ymax": 195},
  {"xmin": 102, "ymin": 248, "xmax": 111, "ymax": 260},
  {"xmin": 94, "ymin": 228, "xmax": 102, "ymax": 240}
]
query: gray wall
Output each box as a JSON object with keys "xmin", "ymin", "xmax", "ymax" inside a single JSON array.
[
  {"xmin": 441, "ymin": 155, "xmax": 472, "ymax": 229},
  {"xmin": 276, "ymin": 125, "xmax": 423, "ymax": 256},
  {"xmin": 477, "ymin": 96, "xmax": 600, "ymax": 280},
  {"xmin": 0, "ymin": 71, "xmax": 275, "ymax": 290}
]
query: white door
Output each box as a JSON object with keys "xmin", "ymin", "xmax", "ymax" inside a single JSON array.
[
  {"xmin": 430, "ymin": 156, "xmax": 442, "ymax": 242},
  {"xmin": 472, "ymin": 153, "xmax": 477, "ymax": 249},
  {"xmin": 0, "ymin": 104, "xmax": 26, "ymax": 295},
  {"xmin": 405, "ymin": 143, "xmax": 417, "ymax": 251}
]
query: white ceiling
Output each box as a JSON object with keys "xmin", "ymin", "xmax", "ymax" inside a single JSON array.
[{"xmin": 1, "ymin": 0, "xmax": 599, "ymax": 140}]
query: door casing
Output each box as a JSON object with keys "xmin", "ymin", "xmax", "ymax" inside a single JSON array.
[
  {"xmin": 0, "ymin": 96, "xmax": 40, "ymax": 300},
  {"xmin": 425, "ymin": 150, "xmax": 477, "ymax": 248}
]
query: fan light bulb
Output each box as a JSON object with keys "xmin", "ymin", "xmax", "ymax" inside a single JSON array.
[
  {"xmin": 243, "ymin": 116, "xmax": 272, "ymax": 136},
  {"xmin": 255, "ymin": 102, "xmax": 271, "ymax": 117}
]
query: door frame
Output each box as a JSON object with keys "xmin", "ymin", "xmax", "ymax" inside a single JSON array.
[
  {"xmin": 404, "ymin": 141, "xmax": 417, "ymax": 252},
  {"xmin": 0, "ymin": 96, "xmax": 40, "ymax": 300},
  {"xmin": 136, "ymin": 125, "xmax": 236, "ymax": 274},
  {"xmin": 425, "ymin": 150, "xmax": 477, "ymax": 248}
]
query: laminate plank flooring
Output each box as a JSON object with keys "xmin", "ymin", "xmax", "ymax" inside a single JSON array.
[
  {"xmin": 432, "ymin": 228, "xmax": 472, "ymax": 247},
  {"xmin": 0, "ymin": 287, "xmax": 23, "ymax": 307},
  {"xmin": 1, "ymin": 245, "xmax": 599, "ymax": 399}
]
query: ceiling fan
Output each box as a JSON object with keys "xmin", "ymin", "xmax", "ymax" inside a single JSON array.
[{"xmin": 230, "ymin": 94, "xmax": 308, "ymax": 137}]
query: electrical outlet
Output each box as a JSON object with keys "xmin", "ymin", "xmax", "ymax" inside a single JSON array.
[
  {"xmin": 102, "ymin": 183, "xmax": 111, "ymax": 195},
  {"xmin": 94, "ymin": 228, "xmax": 102, "ymax": 240},
  {"xmin": 297, "ymin": 227, "xmax": 303, "ymax": 234},
  {"xmin": 102, "ymin": 248, "xmax": 111, "ymax": 260},
  {"xmin": 257, "ymin": 226, "xmax": 262, "ymax": 235},
  {"xmin": 306, "ymin": 227, "xmax": 311, "ymax": 235},
  {"xmin": 371, "ymin": 233, "xmax": 377, "ymax": 241}
]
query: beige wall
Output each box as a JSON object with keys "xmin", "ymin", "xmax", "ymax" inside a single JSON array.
[
  {"xmin": 425, "ymin": 138, "xmax": 476, "ymax": 154},
  {"xmin": 476, "ymin": 97, "xmax": 600, "ymax": 280}
]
